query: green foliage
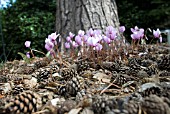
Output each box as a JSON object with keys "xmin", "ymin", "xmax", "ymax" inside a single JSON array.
[
  {"xmin": 116, "ymin": 0, "xmax": 170, "ymax": 40},
  {"xmin": 18, "ymin": 52, "xmax": 33, "ymax": 63},
  {"xmin": 0, "ymin": 0, "xmax": 56, "ymax": 61}
]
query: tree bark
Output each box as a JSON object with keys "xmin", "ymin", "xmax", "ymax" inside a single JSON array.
[{"xmin": 56, "ymin": 0, "xmax": 120, "ymax": 50}]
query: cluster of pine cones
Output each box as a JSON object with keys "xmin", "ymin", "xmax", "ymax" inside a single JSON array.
[{"xmin": 0, "ymin": 44, "xmax": 170, "ymax": 114}]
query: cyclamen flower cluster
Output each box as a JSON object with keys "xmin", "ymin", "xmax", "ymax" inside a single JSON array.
[
  {"xmin": 23, "ymin": 25, "xmax": 163, "ymax": 59},
  {"xmin": 45, "ymin": 32, "xmax": 60, "ymax": 51},
  {"xmin": 64, "ymin": 26, "xmax": 125, "ymax": 51},
  {"xmin": 130, "ymin": 26, "xmax": 144, "ymax": 40},
  {"xmin": 130, "ymin": 26, "xmax": 162, "ymax": 42}
]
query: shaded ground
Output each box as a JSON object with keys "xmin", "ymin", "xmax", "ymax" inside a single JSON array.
[{"xmin": 0, "ymin": 44, "xmax": 170, "ymax": 114}]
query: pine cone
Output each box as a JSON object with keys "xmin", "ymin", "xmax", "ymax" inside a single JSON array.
[
  {"xmin": 34, "ymin": 59, "xmax": 48, "ymax": 69},
  {"xmin": 35, "ymin": 68, "xmax": 51, "ymax": 82},
  {"xmin": 141, "ymin": 95, "xmax": 170, "ymax": 114},
  {"xmin": 139, "ymin": 83, "xmax": 162, "ymax": 97},
  {"xmin": 60, "ymin": 68, "xmax": 78, "ymax": 81},
  {"xmin": 157, "ymin": 54, "xmax": 170, "ymax": 70},
  {"xmin": 65, "ymin": 77, "xmax": 81, "ymax": 97},
  {"xmin": 92, "ymin": 97, "xmax": 118, "ymax": 114},
  {"xmin": 145, "ymin": 64, "xmax": 159, "ymax": 76},
  {"xmin": 101, "ymin": 61, "xmax": 120, "ymax": 72},
  {"xmin": 57, "ymin": 83, "xmax": 67, "ymax": 96},
  {"xmin": 58, "ymin": 100, "xmax": 77, "ymax": 114},
  {"xmin": 128, "ymin": 58, "xmax": 141, "ymax": 68},
  {"xmin": 77, "ymin": 60, "xmax": 90, "ymax": 73},
  {"xmin": 159, "ymin": 70, "xmax": 170, "ymax": 77},
  {"xmin": 140, "ymin": 59, "xmax": 154, "ymax": 67},
  {"xmin": 111, "ymin": 73, "xmax": 135, "ymax": 86},
  {"xmin": 5, "ymin": 91, "xmax": 42, "ymax": 114},
  {"xmin": 124, "ymin": 100, "xmax": 141, "ymax": 114},
  {"xmin": 12, "ymin": 84, "xmax": 25, "ymax": 95},
  {"xmin": 48, "ymin": 64, "xmax": 59, "ymax": 73},
  {"xmin": 117, "ymin": 66, "xmax": 129, "ymax": 74},
  {"xmin": 76, "ymin": 89, "xmax": 88, "ymax": 101},
  {"xmin": 141, "ymin": 86, "xmax": 162, "ymax": 97},
  {"xmin": 161, "ymin": 82, "xmax": 170, "ymax": 99}
]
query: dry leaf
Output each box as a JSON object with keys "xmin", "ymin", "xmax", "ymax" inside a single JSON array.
[
  {"xmin": 93, "ymin": 72, "xmax": 110, "ymax": 83},
  {"xmin": 23, "ymin": 77, "xmax": 37, "ymax": 88}
]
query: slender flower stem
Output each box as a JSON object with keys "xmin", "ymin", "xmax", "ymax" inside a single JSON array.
[
  {"xmin": 29, "ymin": 48, "xmax": 35, "ymax": 57},
  {"xmin": 31, "ymin": 49, "xmax": 46, "ymax": 56}
]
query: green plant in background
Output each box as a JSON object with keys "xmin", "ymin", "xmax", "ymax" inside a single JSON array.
[
  {"xmin": 0, "ymin": 0, "xmax": 56, "ymax": 61},
  {"xmin": 116, "ymin": 0, "xmax": 170, "ymax": 42},
  {"xmin": 0, "ymin": 0, "xmax": 170, "ymax": 62}
]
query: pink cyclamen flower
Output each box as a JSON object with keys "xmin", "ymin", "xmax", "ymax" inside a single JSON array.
[
  {"xmin": 45, "ymin": 38, "xmax": 54, "ymax": 51},
  {"xmin": 131, "ymin": 26, "xmax": 139, "ymax": 33},
  {"xmin": 65, "ymin": 42, "xmax": 70, "ymax": 49},
  {"xmin": 87, "ymin": 36, "xmax": 99, "ymax": 46},
  {"xmin": 48, "ymin": 32, "xmax": 59, "ymax": 44},
  {"xmin": 26, "ymin": 52, "xmax": 30, "ymax": 58},
  {"xmin": 119, "ymin": 26, "xmax": 125, "ymax": 33},
  {"xmin": 25, "ymin": 41, "xmax": 31, "ymax": 48},
  {"xmin": 131, "ymin": 31, "xmax": 141, "ymax": 40},
  {"xmin": 66, "ymin": 36, "xmax": 71, "ymax": 42},
  {"xmin": 75, "ymin": 35, "xmax": 82, "ymax": 45},
  {"xmin": 153, "ymin": 28, "xmax": 161, "ymax": 38},
  {"xmin": 72, "ymin": 41, "xmax": 79, "ymax": 48},
  {"xmin": 69, "ymin": 32, "xmax": 75, "ymax": 38},
  {"xmin": 130, "ymin": 26, "xmax": 144, "ymax": 40},
  {"xmin": 95, "ymin": 43, "xmax": 103, "ymax": 51},
  {"xmin": 103, "ymin": 35, "xmax": 111, "ymax": 44},
  {"xmin": 86, "ymin": 28, "xmax": 94, "ymax": 37},
  {"xmin": 106, "ymin": 26, "xmax": 117, "ymax": 40},
  {"xmin": 78, "ymin": 30, "xmax": 85, "ymax": 37}
]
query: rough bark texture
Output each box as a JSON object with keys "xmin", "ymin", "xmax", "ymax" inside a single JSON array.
[
  {"xmin": 56, "ymin": 0, "xmax": 120, "ymax": 50},
  {"xmin": 56, "ymin": 0, "xmax": 119, "ymax": 34}
]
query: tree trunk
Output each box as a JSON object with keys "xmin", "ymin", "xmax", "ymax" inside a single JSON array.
[{"xmin": 56, "ymin": 0, "xmax": 120, "ymax": 51}]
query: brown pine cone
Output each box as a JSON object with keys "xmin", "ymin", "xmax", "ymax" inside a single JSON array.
[
  {"xmin": 127, "ymin": 58, "xmax": 142, "ymax": 76},
  {"xmin": 111, "ymin": 73, "xmax": 135, "ymax": 86},
  {"xmin": 139, "ymin": 83, "xmax": 162, "ymax": 97},
  {"xmin": 140, "ymin": 59, "xmax": 154, "ymax": 67},
  {"xmin": 34, "ymin": 59, "xmax": 48, "ymax": 69},
  {"xmin": 157, "ymin": 54, "xmax": 170, "ymax": 70},
  {"xmin": 65, "ymin": 77, "xmax": 81, "ymax": 97},
  {"xmin": 5, "ymin": 91, "xmax": 42, "ymax": 114},
  {"xmin": 124, "ymin": 100, "xmax": 141, "ymax": 114},
  {"xmin": 76, "ymin": 89, "xmax": 88, "ymax": 101},
  {"xmin": 101, "ymin": 61, "xmax": 120, "ymax": 72},
  {"xmin": 159, "ymin": 70, "xmax": 170, "ymax": 77},
  {"xmin": 58, "ymin": 100, "xmax": 77, "ymax": 114},
  {"xmin": 144, "ymin": 64, "xmax": 159, "ymax": 76},
  {"xmin": 76, "ymin": 60, "xmax": 90, "ymax": 73},
  {"xmin": 12, "ymin": 84, "xmax": 25, "ymax": 95},
  {"xmin": 37, "ymin": 69, "xmax": 51, "ymax": 82},
  {"xmin": 141, "ymin": 95, "xmax": 170, "ymax": 114},
  {"xmin": 92, "ymin": 97, "xmax": 119, "ymax": 114},
  {"xmin": 128, "ymin": 58, "xmax": 141, "ymax": 68},
  {"xmin": 141, "ymin": 86, "xmax": 162, "ymax": 97},
  {"xmin": 60, "ymin": 68, "xmax": 78, "ymax": 81},
  {"xmin": 117, "ymin": 66, "xmax": 129, "ymax": 74}
]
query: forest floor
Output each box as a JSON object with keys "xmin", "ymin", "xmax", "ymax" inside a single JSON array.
[{"xmin": 0, "ymin": 44, "xmax": 170, "ymax": 114}]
